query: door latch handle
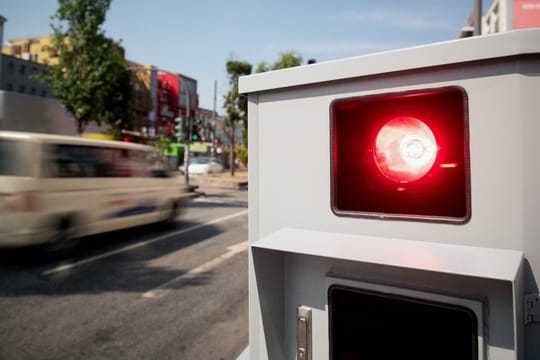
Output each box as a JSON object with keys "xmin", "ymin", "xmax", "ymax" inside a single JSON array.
[{"xmin": 297, "ymin": 306, "xmax": 312, "ymax": 360}]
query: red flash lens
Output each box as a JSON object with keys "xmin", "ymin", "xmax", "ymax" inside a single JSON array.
[
  {"xmin": 331, "ymin": 86, "xmax": 470, "ymax": 223},
  {"xmin": 374, "ymin": 117, "xmax": 438, "ymax": 183}
]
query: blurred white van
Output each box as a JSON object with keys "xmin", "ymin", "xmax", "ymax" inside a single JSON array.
[{"xmin": 0, "ymin": 131, "xmax": 189, "ymax": 247}]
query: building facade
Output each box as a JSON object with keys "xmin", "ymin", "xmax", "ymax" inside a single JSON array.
[
  {"xmin": 2, "ymin": 35, "xmax": 57, "ymax": 64},
  {"xmin": 0, "ymin": 54, "xmax": 52, "ymax": 98},
  {"xmin": 460, "ymin": 0, "xmax": 540, "ymax": 37},
  {"xmin": 155, "ymin": 71, "xmax": 198, "ymax": 137},
  {"xmin": 126, "ymin": 60, "xmax": 155, "ymax": 135},
  {"xmin": 197, "ymin": 108, "xmax": 218, "ymax": 143},
  {"xmin": 1, "ymin": 33, "xmax": 203, "ymax": 140}
]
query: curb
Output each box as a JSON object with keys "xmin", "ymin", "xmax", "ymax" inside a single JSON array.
[{"xmin": 190, "ymin": 178, "xmax": 248, "ymax": 190}]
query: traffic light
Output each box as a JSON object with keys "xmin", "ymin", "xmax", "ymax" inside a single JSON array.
[
  {"xmin": 331, "ymin": 86, "xmax": 470, "ymax": 223},
  {"xmin": 174, "ymin": 116, "xmax": 186, "ymax": 142},
  {"xmin": 191, "ymin": 119, "xmax": 201, "ymax": 142}
]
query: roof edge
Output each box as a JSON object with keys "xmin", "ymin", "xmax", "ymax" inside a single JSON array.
[{"xmin": 239, "ymin": 29, "xmax": 540, "ymax": 94}]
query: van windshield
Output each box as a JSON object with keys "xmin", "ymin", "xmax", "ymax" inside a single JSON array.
[{"xmin": 0, "ymin": 139, "xmax": 30, "ymax": 176}]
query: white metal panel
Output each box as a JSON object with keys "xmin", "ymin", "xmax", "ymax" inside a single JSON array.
[
  {"xmin": 278, "ymin": 251, "xmax": 520, "ymax": 360},
  {"xmin": 254, "ymin": 67, "xmax": 529, "ymax": 251},
  {"xmin": 245, "ymin": 29, "xmax": 540, "ymax": 360},
  {"xmin": 252, "ymin": 228, "xmax": 524, "ymax": 281}
]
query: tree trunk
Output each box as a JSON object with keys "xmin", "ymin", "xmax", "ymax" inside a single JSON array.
[{"xmin": 77, "ymin": 119, "xmax": 84, "ymax": 135}]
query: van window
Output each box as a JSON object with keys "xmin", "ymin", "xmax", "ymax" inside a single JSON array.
[
  {"xmin": 0, "ymin": 139, "xmax": 31, "ymax": 176},
  {"xmin": 42, "ymin": 144, "xmax": 167, "ymax": 178}
]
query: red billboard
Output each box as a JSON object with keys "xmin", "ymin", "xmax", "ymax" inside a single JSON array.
[
  {"xmin": 514, "ymin": 0, "xmax": 540, "ymax": 29},
  {"xmin": 157, "ymin": 72, "xmax": 180, "ymax": 135}
]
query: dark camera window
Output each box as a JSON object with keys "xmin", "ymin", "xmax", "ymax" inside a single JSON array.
[{"xmin": 328, "ymin": 285, "xmax": 478, "ymax": 360}]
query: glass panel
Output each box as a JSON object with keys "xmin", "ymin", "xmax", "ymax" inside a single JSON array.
[
  {"xmin": 329, "ymin": 285, "xmax": 478, "ymax": 360},
  {"xmin": 0, "ymin": 139, "xmax": 30, "ymax": 176}
]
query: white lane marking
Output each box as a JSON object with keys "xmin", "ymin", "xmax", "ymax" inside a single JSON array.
[
  {"xmin": 142, "ymin": 241, "xmax": 248, "ymax": 299},
  {"xmin": 42, "ymin": 209, "xmax": 248, "ymax": 276}
]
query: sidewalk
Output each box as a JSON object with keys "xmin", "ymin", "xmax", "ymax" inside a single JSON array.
[{"xmin": 184, "ymin": 170, "xmax": 248, "ymax": 195}]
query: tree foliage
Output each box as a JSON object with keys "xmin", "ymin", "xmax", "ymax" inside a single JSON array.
[
  {"xmin": 271, "ymin": 50, "xmax": 303, "ymax": 70},
  {"xmin": 223, "ymin": 51, "xmax": 303, "ymax": 173},
  {"xmin": 223, "ymin": 60, "xmax": 252, "ymax": 175},
  {"xmin": 150, "ymin": 135, "xmax": 173, "ymax": 154},
  {"xmin": 254, "ymin": 61, "xmax": 269, "ymax": 73},
  {"xmin": 255, "ymin": 50, "xmax": 303, "ymax": 73},
  {"xmin": 235, "ymin": 145, "xmax": 248, "ymax": 166},
  {"xmin": 45, "ymin": 0, "xmax": 132, "ymax": 136}
]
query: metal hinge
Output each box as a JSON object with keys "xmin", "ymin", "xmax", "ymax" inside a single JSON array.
[{"xmin": 525, "ymin": 294, "xmax": 540, "ymax": 325}]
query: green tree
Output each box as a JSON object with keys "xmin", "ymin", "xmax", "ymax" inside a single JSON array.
[
  {"xmin": 150, "ymin": 135, "xmax": 173, "ymax": 154},
  {"xmin": 45, "ymin": 0, "xmax": 132, "ymax": 136},
  {"xmin": 271, "ymin": 50, "xmax": 303, "ymax": 70},
  {"xmin": 255, "ymin": 51, "xmax": 303, "ymax": 73},
  {"xmin": 235, "ymin": 144, "xmax": 248, "ymax": 167},
  {"xmin": 224, "ymin": 60, "xmax": 252, "ymax": 176},
  {"xmin": 254, "ymin": 61, "xmax": 269, "ymax": 73},
  {"xmin": 224, "ymin": 51, "xmax": 302, "ymax": 174}
]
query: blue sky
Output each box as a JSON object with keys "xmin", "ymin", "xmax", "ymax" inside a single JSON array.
[{"xmin": 1, "ymin": 0, "xmax": 478, "ymax": 114}]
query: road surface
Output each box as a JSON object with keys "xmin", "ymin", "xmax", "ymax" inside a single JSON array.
[{"xmin": 0, "ymin": 189, "xmax": 248, "ymax": 360}]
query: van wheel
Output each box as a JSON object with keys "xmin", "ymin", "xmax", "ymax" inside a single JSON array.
[
  {"xmin": 44, "ymin": 217, "xmax": 78, "ymax": 254},
  {"xmin": 163, "ymin": 201, "xmax": 179, "ymax": 227}
]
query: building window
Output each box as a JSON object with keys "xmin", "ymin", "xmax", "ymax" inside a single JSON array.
[
  {"xmin": 19, "ymin": 64, "xmax": 26, "ymax": 76},
  {"xmin": 31, "ymin": 88, "xmax": 36, "ymax": 95},
  {"xmin": 18, "ymin": 86, "xmax": 25, "ymax": 93},
  {"xmin": 41, "ymin": 90, "xmax": 47, "ymax": 97},
  {"xmin": 6, "ymin": 83, "xmax": 13, "ymax": 91}
]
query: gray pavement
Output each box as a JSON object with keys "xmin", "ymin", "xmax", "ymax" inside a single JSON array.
[{"xmin": 0, "ymin": 188, "xmax": 249, "ymax": 360}]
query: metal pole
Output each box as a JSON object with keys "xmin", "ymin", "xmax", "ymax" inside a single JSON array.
[
  {"xmin": 184, "ymin": 86, "xmax": 191, "ymax": 185},
  {"xmin": 474, "ymin": 0, "xmax": 482, "ymax": 36},
  {"xmin": 211, "ymin": 80, "xmax": 217, "ymax": 156},
  {"xmin": 230, "ymin": 121, "xmax": 235, "ymax": 177}
]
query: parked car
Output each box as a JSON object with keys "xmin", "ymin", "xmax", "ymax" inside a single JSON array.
[{"xmin": 179, "ymin": 156, "xmax": 224, "ymax": 174}]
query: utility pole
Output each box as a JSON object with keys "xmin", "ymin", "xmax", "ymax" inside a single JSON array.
[
  {"xmin": 474, "ymin": 0, "xmax": 482, "ymax": 35},
  {"xmin": 211, "ymin": 80, "xmax": 217, "ymax": 156}
]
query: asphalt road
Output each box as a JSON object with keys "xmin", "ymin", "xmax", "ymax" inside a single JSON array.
[{"xmin": 0, "ymin": 189, "xmax": 248, "ymax": 360}]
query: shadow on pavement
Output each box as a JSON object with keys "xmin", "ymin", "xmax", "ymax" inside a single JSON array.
[{"xmin": 0, "ymin": 216, "xmax": 246, "ymax": 296}]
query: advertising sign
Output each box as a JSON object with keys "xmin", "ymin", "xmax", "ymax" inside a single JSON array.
[{"xmin": 514, "ymin": 0, "xmax": 540, "ymax": 28}]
